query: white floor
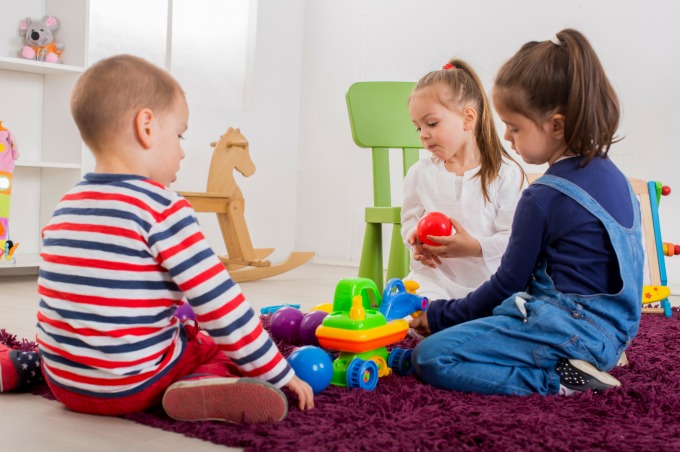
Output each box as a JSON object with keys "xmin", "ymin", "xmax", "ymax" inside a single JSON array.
[{"xmin": 0, "ymin": 262, "xmax": 358, "ymax": 452}]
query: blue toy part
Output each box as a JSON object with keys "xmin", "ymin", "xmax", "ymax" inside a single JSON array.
[
  {"xmin": 379, "ymin": 278, "xmax": 429, "ymax": 321},
  {"xmin": 346, "ymin": 358, "xmax": 379, "ymax": 390},
  {"xmin": 260, "ymin": 303, "xmax": 301, "ymax": 315},
  {"xmin": 388, "ymin": 347, "xmax": 413, "ymax": 376}
]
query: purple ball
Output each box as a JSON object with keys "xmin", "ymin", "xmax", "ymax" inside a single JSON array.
[
  {"xmin": 299, "ymin": 311, "xmax": 328, "ymax": 346},
  {"xmin": 174, "ymin": 303, "xmax": 196, "ymax": 321},
  {"xmin": 269, "ymin": 307, "xmax": 304, "ymax": 343}
]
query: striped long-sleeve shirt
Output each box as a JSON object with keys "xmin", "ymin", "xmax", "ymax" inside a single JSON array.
[{"xmin": 36, "ymin": 173, "xmax": 294, "ymax": 397}]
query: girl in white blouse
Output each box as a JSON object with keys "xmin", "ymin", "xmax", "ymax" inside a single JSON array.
[{"xmin": 404, "ymin": 59, "xmax": 527, "ymax": 300}]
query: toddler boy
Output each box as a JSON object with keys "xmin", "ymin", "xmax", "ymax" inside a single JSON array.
[{"xmin": 30, "ymin": 55, "xmax": 312, "ymax": 422}]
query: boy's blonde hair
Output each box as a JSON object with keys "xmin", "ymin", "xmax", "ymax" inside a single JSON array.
[{"xmin": 71, "ymin": 54, "xmax": 183, "ymax": 151}]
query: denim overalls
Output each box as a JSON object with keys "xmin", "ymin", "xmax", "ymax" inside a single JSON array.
[{"xmin": 412, "ymin": 175, "xmax": 643, "ymax": 395}]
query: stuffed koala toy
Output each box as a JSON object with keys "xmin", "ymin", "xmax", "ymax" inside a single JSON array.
[{"xmin": 19, "ymin": 16, "xmax": 64, "ymax": 63}]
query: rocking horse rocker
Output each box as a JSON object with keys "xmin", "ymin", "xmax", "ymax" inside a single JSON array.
[{"xmin": 179, "ymin": 128, "xmax": 314, "ymax": 282}]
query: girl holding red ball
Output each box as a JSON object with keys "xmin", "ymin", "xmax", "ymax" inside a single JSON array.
[{"xmin": 403, "ymin": 59, "xmax": 527, "ymax": 301}]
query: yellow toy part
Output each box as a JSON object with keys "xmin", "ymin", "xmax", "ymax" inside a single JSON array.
[
  {"xmin": 641, "ymin": 285, "xmax": 671, "ymax": 305},
  {"xmin": 311, "ymin": 303, "xmax": 333, "ymax": 313}
]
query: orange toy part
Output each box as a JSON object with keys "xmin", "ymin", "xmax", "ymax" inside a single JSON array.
[{"xmin": 316, "ymin": 320, "xmax": 409, "ymax": 353}]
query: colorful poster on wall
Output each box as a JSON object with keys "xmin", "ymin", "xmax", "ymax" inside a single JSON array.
[{"xmin": 0, "ymin": 121, "xmax": 19, "ymax": 261}]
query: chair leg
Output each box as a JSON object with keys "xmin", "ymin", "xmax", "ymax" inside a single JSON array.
[
  {"xmin": 386, "ymin": 223, "xmax": 409, "ymax": 284},
  {"xmin": 359, "ymin": 223, "xmax": 384, "ymax": 292}
]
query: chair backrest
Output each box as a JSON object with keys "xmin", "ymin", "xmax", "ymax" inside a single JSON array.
[{"xmin": 346, "ymin": 82, "xmax": 422, "ymax": 207}]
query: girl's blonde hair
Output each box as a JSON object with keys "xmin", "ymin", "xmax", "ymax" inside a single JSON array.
[
  {"xmin": 493, "ymin": 29, "xmax": 620, "ymax": 166},
  {"xmin": 411, "ymin": 59, "xmax": 525, "ymax": 202}
]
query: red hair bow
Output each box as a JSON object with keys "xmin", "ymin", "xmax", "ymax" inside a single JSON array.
[{"xmin": 442, "ymin": 63, "xmax": 455, "ymax": 70}]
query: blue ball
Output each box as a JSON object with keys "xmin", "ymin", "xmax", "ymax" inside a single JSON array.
[{"xmin": 287, "ymin": 345, "xmax": 334, "ymax": 394}]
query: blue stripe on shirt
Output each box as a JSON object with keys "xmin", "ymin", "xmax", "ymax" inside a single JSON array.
[
  {"xmin": 206, "ymin": 307, "xmax": 253, "ymax": 336},
  {"xmin": 39, "ymin": 269, "xmax": 180, "ymax": 292},
  {"xmin": 231, "ymin": 338, "xmax": 274, "ymax": 367},
  {"xmin": 268, "ymin": 363, "xmax": 294, "ymax": 386},
  {"xmin": 189, "ymin": 278, "xmax": 236, "ymax": 307},
  {"xmin": 38, "ymin": 300, "xmax": 173, "ymax": 325},
  {"xmin": 52, "ymin": 207, "xmax": 152, "ymax": 231},
  {"xmin": 118, "ymin": 181, "xmax": 172, "ymax": 206},
  {"xmin": 38, "ymin": 323, "xmax": 178, "ymax": 354},
  {"xmin": 42, "ymin": 238, "xmax": 153, "ymax": 259},
  {"xmin": 148, "ymin": 215, "xmax": 198, "ymax": 247},
  {"xmin": 167, "ymin": 247, "xmax": 213, "ymax": 277}
]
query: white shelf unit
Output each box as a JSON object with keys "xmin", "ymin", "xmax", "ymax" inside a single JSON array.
[{"xmin": 0, "ymin": 0, "xmax": 89, "ymax": 272}]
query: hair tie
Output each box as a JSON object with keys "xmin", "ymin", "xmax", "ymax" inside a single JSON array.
[
  {"xmin": 550, "ymin": 35, "xmax": 563, "ymax": 46},
  {"xmin": 442, "ymin": 63, "xmax": 455, "ymax": 70}
]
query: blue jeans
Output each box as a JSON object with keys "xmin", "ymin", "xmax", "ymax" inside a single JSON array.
[{"xmin": 412, "ymin": 175, "xmax": 643, "ymax": 395}]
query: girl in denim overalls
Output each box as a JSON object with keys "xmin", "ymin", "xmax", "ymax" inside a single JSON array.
[{"xmin": 409, "ymin": 28, "xmax": 643, "ymax": 396}]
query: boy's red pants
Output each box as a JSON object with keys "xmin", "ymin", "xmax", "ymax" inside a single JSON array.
[{"xmin": 46, "ymin": 322, "xmax": 241, "ymax": 416}]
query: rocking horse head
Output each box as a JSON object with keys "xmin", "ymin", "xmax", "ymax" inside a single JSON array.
[{"xmin": 206, "ymin": 127, "xmax": 256, "ymax": 196}]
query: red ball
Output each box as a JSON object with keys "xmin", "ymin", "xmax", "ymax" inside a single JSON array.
[
  {"xmin": 270, "ymin": 307, "xmax": 304, "ymax": 343},
  {"xmin": 661, "ymin": 186, "xmax": 671, "ymax": 196},
  {"xmin": 417, "ymin": 212, "xmax": 453, "ymax": 246}
]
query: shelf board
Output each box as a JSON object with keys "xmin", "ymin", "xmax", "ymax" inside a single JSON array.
[
  {"xmin": 0, "ymin": 253, "xmax": 40, "ymax": 274},
  {"xmin": 15, "ymin": 161, "xmax": 81, "ymax": 169},
  {"xmin": 0, "ymin": 56, "xmax": 84, "ymax": 75}
]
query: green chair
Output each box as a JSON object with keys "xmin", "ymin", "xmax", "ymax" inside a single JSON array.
[{"xmin": 346, "ymin": 81, "xmax": 422, "ymax": 293}]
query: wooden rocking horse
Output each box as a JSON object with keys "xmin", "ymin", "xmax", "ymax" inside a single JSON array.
[{"xmin": 178, "ymin": 127, "xmax": 314, "ymax": 282}]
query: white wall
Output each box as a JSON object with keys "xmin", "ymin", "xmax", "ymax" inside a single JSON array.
[
  {"xmin": 87, "ymin": 0, "xmax": 307, "ymax": 263},
  {"xmin": 296, "ymin": 0, "xmax": 680, "ymax": 292},
  {"xmin": 175, "ymin": 0, "xmax": 307, "ymax": 263}
]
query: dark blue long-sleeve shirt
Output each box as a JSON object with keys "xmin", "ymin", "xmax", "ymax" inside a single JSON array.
[{"xmin": 426, "ymin": 156, "xmax": 634, "ymax": 333}]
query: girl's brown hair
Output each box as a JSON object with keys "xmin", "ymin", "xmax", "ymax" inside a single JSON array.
[
  {"xmin": 412, "ymin": 59, "xmax": 525, "ymax": 202},
  {"xmin": 493, "ymin": 28, "xmax": 620, "ymax": 166}
]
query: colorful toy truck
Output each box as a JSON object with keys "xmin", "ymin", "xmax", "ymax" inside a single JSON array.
[{"xmin": 315, "ymin": 277, "xmax": 428, "ymax": 390}]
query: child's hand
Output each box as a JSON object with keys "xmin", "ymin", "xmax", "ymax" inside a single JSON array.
[
  {"xmin": 409, "ymin": 311, "xmax": 431, "ymax": 336},
  {"xmin": 413, "ymin": 242, "xmax": 441, "ymax": 268},
  {"xmin": 285, "ymin": 375, "xmax": 314, "ymax": 411},
  {"xmin": 422, "ymin": 218, "xmax": 482, "ymax": 259},
  {"xmin": 409, "ymin": 230, "xmax": 442, "ymax": 268}
]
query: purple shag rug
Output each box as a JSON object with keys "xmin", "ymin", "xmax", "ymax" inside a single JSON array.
[{"xmin": 29, "ymin": 309, "xmax": 680, "ymax": 451}]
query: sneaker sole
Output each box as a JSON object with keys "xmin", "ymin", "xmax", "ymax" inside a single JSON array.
[
  {"xmin": 569, "ymin": 359, "xmax": 621, "ymax": 388},
  {"xmin": 162, "ymin": 377, "xmax": 288, "ymax": 424}
]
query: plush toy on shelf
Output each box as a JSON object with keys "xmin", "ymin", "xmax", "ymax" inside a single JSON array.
[
  {"xmin": 0, "ymin": 121, "xmax": 20, "ymax": 261},
  {"xmin": 19, "ymin": 16, "xmax": 63, "ymax": 64}
]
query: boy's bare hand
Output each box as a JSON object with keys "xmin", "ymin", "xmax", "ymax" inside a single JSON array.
[{"xmin": 285, "ymin": 375, "xmax": 314, "ymax": 411}]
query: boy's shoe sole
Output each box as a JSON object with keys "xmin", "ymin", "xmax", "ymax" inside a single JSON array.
[
  {"xmin": 556, "ymin": 358, "xmax": 621, "ymax": 392},
  {"xmin": 162, "ymin": 377, "xmax": 288, "ymax": 424}
]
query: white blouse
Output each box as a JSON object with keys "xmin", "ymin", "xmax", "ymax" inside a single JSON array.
[{"xmin": 401, "ymin": 157, "xmax": 527, "ymax": 300}]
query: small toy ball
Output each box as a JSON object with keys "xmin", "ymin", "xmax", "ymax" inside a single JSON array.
[
  {"xmin": 288, "ymin": 345, "xmax": 333, "ymax": 394},
  {"xmin": 661, "ymin": 186, "xmax": 671, "ymax": 196},
  {"xmin": 417, "ymin": 212, "xmax": 453, "ymax": 246},
  {"xmin": 269, "ymin": 307, "xmax": 305, "ymax": 343},
  {"xmin": 299, "ymin": 310, "xmax": 328, "ymax": 346},
  {"xmin": 174, "ymin": 303, "xmax": 196, "ymax": 321}
]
